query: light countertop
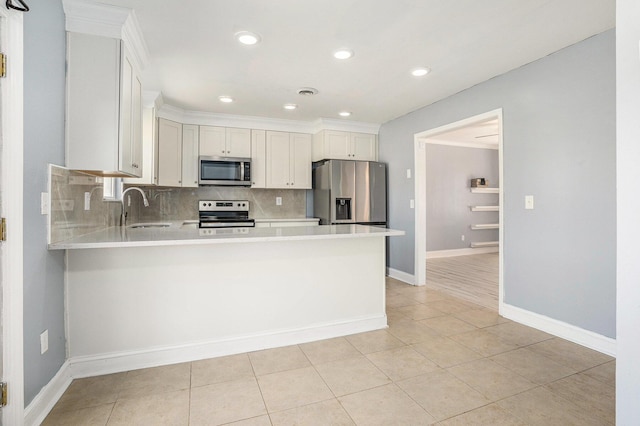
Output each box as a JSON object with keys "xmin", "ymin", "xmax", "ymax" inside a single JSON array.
[{"xmin": 48, "ymin": 221, "xmax": 404, "ymax": 250}]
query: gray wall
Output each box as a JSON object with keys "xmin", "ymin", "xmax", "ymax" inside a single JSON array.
[
  {"xmin": 425, "ymin": 144, "xmax": 498, "ymax": 251},
  {"xmin": 23, "ymin": 0, "xmax": 67, "ymax": 405},
  {"xmin": 379, "ymin": 30, "xmax": 616, "ymax": 338}
]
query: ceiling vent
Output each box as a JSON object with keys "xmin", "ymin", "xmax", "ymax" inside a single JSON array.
[{"xmin": 297, "ymin": 87, "xmax": 318, "ymax": 96}]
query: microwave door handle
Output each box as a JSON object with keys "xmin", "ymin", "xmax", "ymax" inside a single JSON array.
[{"xmin": 240, "ymin": 162, "xmax": 245, "ymax": 182}]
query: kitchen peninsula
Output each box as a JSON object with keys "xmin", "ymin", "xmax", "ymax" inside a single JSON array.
[{"xmin": 50, "ymin": 222, "xmax": 403, "ymax": 376}]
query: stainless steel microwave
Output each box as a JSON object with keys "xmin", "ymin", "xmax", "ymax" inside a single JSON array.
[{"xmin": 198, "ymin": 156, "xmax": 251, "ymax": 186}]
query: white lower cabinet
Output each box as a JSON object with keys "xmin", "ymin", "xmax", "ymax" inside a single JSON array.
[{"xmin": 266, "ymin": 131, "xmax": 312, "ymax": 189}]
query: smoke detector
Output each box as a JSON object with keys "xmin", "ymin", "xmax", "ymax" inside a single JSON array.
[{"xmin": 297, "ymin": 87, "xmax": 318, "ymax": 96}]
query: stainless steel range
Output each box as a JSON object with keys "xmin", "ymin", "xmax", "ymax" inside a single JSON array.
[{"xmin": 198, "ymin": 200, "xmax": 255, "ymax": 228}]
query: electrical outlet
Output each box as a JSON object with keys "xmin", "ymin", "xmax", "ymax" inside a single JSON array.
[
  {"xmin": 461, "ymin": 235, "xmax": 465, "ymax": 241},
  {"xmin": 406, "ymin": 169, "xmax": 412, "ymax": 179},
  {"xmin": 84, "ymin": 192, "xmax": 91, "ymax": 210},
  {"xmin": 40, "ymin": 330, "xmax": 48, "ymax": 355},
  {"xmin": 525, "ymin": 195, "xmax": 534, "ymax": 210},
  {"xmin": 410, "ymin": 199, "xmax": 415, "ymax": 209},
  {"xmin": 276, "ymin": 197, "xmax": 282, "ymax": 206},
  {"xmin": 40, "ymin": 192, "xmax": 49, "ymax": 215}
]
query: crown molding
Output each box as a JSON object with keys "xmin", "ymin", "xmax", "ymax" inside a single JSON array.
[
  {"xmin": 156, "ymin": 103, "xmax": 380, "ymax": 134},
  {"xmin": 62, "ymin": 0, "xmax": 149, "ymax": 71}
]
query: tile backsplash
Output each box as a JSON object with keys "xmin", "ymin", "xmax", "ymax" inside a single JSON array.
[
  {"xmin": 49, "ymin": 165, "xmax": 121, "ymax": 244},
  {"xmin": 49, "ymin": 163, "xmax": 310, "ymax": 243},
  {"xmin": 125, "ymin": 186, "xmax": 308, "ymax": 223}
]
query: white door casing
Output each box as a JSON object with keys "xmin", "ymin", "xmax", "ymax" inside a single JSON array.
[{"xmin": 0, "ymin": 6, "xmax": 24, "ymax": 426}]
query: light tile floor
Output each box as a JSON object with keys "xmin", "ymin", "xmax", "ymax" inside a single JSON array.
[{"xmin": 43, "ymin": 277, "xmax": 615, "ymax": 425}]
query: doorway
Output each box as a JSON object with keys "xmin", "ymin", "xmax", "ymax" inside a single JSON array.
[
  {"xmin": 414, "ymin": 109, "xmax": 504, "ymax": 313},
  {"xmin": 0, "ymin": 7, "xmax": 25, "ymax": 425}
]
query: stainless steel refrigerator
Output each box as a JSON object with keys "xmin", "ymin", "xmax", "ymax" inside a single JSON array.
[{"xmin": 313, "ymin": 160, "xmax": 387, "ymax": 226}]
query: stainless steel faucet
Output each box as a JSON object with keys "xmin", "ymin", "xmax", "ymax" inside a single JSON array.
[{"xmin": 121, "ymin": 187, "xmax": 149, "ymax": 226}]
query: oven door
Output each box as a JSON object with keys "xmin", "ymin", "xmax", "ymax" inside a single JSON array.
[{"xmin": 199, "ymin": 156, "xmax": 251, "ymax": 186}]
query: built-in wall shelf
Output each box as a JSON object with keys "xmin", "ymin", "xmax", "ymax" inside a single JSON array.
[
  {"xmin": 471, "ymin": 223, "xmax": 499, "ymax": 230},
  {"xmin": 471, "ymin": 241, "xmax": 499, "ymax": 248},
  {"xmin": 470, "ymin": 187, "xmax": 499, "ymax": 194},
  {"xmin": 470, "ymin": 205, "xmax": 500, "ymax": 212}
]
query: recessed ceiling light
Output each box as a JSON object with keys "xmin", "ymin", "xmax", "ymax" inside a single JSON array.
[
  {"xmin": 235, "ymin": 31, "xmax": 261, "ymax": 46},
  {"xmin": 333, "ymin": 48, "xmax": 354, "ymax": 60},
  {"xmin": 339, "ymin": 111, "xmax": 351, "ymax": 117},
  {"xmin": 283, "ymin": 104, "xmax": 297, "ymax": 110},
  {"xmin": 218, "ymin": 95, "xmax": 234, "ymax": 103},
  {"xmin": 411, "ymin": 67, "xmax": 431, "ymax": 77}
]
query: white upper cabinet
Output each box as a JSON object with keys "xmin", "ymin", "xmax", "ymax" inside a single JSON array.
[
  {"xmin": 157, "ymin": 119, "xmax": 183, "ymax": 187},
  {"xmin": 313, "ymin": 130, "xmax": 378, "ymax": 162},
  {"xmin": 266, "ymin": 131, "xmax": 312, "ymax": 189},
  {"xmin": 124, "ymin": 105, "xmax": 159, "ymax": 185},
  {"xmin": 251, "ymin": 130, "xmax": 267, "ymax": 188},
  {"xmin": 66, "ymin": 32, "xmax": 143, "ymax": 177},
  {"xmin": 181, "ymin": 124, "xmax": 199, "ymax": 188},
  {"xmin": 199, "ymin": 126, "xmax": 251, "ymax": 158}
]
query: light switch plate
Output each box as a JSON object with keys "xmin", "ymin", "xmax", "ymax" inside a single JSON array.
[
  {"xmin": 525, "ymin": 195, "xmax": 534, "ymax": 210},
  {"xmin": 40, "ymin": 192, "xmax": 49, "ymax": 215},
  {"xmin": 40, "ymin": 329, "xmax": 48, "ymax": 354},
  {"xmin": 410, "ymin": 199, "xmax": 415, "ymax": 209},
  {"xmin": 406, "ymin": 169, "xmax": 412, "ymax": 179},
  {"xmin": 276, "ymin": 197, "xmax": 282, "ymax": 206}
]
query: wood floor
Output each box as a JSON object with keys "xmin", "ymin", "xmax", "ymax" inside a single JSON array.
[{"xmin": 426, "ymin": 253, "xmax": 499, "ymax": 311}]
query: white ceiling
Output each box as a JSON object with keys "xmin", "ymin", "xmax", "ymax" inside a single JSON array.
[{"xmin": 99, "ymin": 0, "xmax": 614, "ymax": 125}]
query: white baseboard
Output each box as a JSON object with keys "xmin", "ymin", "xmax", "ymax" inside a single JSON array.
[
  {"xmin": 69, "ymin": 315, "xmax": 387, "ymax": 379},
  {"xmin": 24, "ymin": 360, "xmax": 72, "ymax": 426},
  {"xmin": 426, "ymin": 247, "xmax": 499, "ymax": 259},
  {"xmin": 501, "ymin": 303, "xmax": 616, "ymax": 357},
  {"xmin": 386, "ymin": 267, "xmax": 416, "ymax": 285}
]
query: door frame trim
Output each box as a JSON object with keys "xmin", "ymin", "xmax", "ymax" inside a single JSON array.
[
  {"xmin": 413, "ymin": 109, "xmax": 504, "ymax": 313},
  {"xmin": 0, "ymin": 6, "xmax": 25, "ymax": 425}
]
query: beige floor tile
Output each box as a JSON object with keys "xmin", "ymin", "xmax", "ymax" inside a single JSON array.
[
  {"xmin": 449, "ymin": 329, "xmax": 518, "ymax": 357},
  {"xmin": 339, "ymin": 383, "xmax": 436, "ymax": 425},
  {"xmin": 421, "ymin": 315, "xmax": 477, "ymax": 336},
  {"xmin": 583, "ymin": 360, "xmax": 616, "ymax": 387},
  {"xmin": 189, "ymin": 377, "xmax": 267, "ymax": 425},
  {"xmin": 314, "ymin": 355, "xmax": 391, "ymax": 396},
  {"xmin": 257, "ymin": 366, "xmax": 333, "ymax": 412},
  {"xmin": 545, "ymin": 373, "xmax": 615, "ymax": 424},
  {"xmin": 412, "ymin": 336, "xmax": 483, "ymax": 368},
  {"xmin": 527, "ymin": 338, "xmax": 614, "ymax": 371},
  {"xmin": 345, "ymin": 329, "xmax": 405, "ymax": 354},
  {"xmin": 118, "ymin": 363, "xmax": 191, "ymax": 399},
  {"xmin": 249, "ymin": 345, "xmax": 310, "ymax": 376},
  {"xmin": 498, "ymin": 386, "xmax": 606, "ymax": 426},
  {"xmin": 398, "ymin": 369, "xmax": 491, "ymax": 421},
  {"xmin": 191, "ymin": 353, "xmax": 254, "ymax": 388},
  {"xmin": 453, "ymin": 309, "xmax": 509, "ymax": 328},
  {"xmin": 270, "ymin": 399, "xmax": 355, "ymax": 426},
  {"xmin": 300, "ymin": 337, "xmax": 361, "ymax": 365},
  {"xmin": 424, "ymin": 299, "xmax": 475, "ymax": 314},
  {"xmin": 387, "ymin": 319, "xmax": 440, "ymax": 345},
  {"xmin": 386, "ymin": 294, "xmax": 420, "ymax": 308},
  {"xmin": 447, "ymin": 358, "xmax": 536, "ymax": 401},
  {"xmin": 42, "ymin": 403, "xmax": 114, "ymax": 426},
  {"xmin": 386, "ymin": 308, "xmax": 411, "ymax": 325},
  {"xmin": 435, "ymin": 403, "xmax": 527, "ymax": 426},
  {"xmin": 395, "ymin": 304, "xmax": 446, "ymax": 320},
  {"xmin": 107, "ymin": 389, "xmax": 189, "ymax": 426},
  {"xmin": 484, "ymin": 322, "xmax": 553, "ymax": 346},
  {"xmin": 225, "ymin": 416, "xmax": 272, "ymax": 425},
  {"xmin": 409, "ymin": 289, "xmax": 452, "ymax": 304},
  {"xmin": 52, "ymin": 373, "xmax": 126, "ymax": 412},
  {"xmin": 366, "ymin": 346, "xmax": 439, "ymax": 381},
  {"xmin": 490, "ymin": 347, "xmax": 576, "ymax": 384}
]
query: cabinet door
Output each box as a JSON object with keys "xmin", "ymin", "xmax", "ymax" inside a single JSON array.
[
  {"xmin": 157, "ymin": 119, "xmax": 183, "ymax": 187},
  {"xmin": 265, "ymin": 131, "xmax": 292, "ymax": 188},
  {"xmin": 290, "ymin": 133, "xmax": 312, "ymax": 189},
  {"xmin": 119, "ymin": 47, "xmax": 135, "ymax": 176},
  {"xmin": 325, "ymin": 130, "xmax": 351, "ymax": 160},
  {"xmin": 131, "ymin": 72, "xmax": 143, "ymax": 174},
  {"xmin": 226, "ymin": 127, "xmax": 251, "ymax": 157},
  {"xmin": 199, "ymin": 126, "xmax": 226, "ymax": 156},
  {"xmin": 350, "ymin": 132, "xmax": 377, "ymax": 161},
  {"xmin": 251, "ymin": 130, "xmax": 266, "ymax": 188},
  {"xmin": 181, "ymin": 124, "xmax": 199, "ymax": 187}
]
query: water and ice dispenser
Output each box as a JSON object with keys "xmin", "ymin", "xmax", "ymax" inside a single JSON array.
[{"xmin": 335, "ymin": 198, "xmax": 352, "ymax": 221}]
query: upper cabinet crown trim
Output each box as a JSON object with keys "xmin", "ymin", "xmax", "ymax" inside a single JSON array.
[
  {"xmin": 62, "ymin": 0, "xmax": 149, "ymax": 71},
  {"xmin": 157, "ymin": 104, "xmax": 380, "ymax": 135}
]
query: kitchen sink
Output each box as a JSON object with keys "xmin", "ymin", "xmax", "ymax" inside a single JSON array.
[{"xmin": 128, "ymin": 223, "xmax": 172, "ymax": 229}]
